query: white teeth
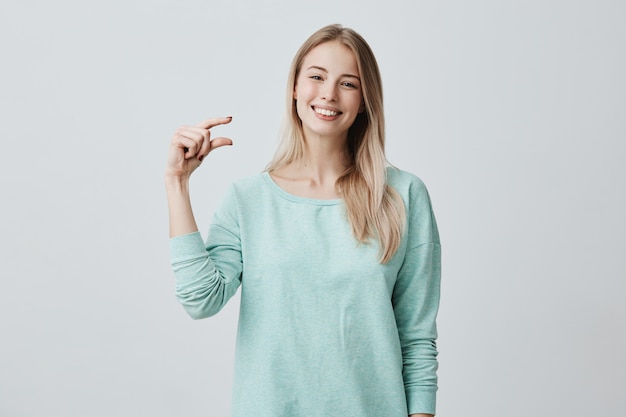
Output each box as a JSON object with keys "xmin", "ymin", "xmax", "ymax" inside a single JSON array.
[{"xmin": 315, "ymin": 107, "xmax": 338, "ymax": 116}]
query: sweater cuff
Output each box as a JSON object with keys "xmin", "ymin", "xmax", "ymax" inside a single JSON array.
[
  {"xmin": 406, "ymin": 387, "xmax": 437, "ymax": 416},
  {"xmin": 169, "ymin": 231, "xmax": 206, "ymax": 263}
]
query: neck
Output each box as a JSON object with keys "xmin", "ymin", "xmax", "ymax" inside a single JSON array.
[{"xmin": 298, "ymin": 132, "xmax": 350, "ymax": 185}]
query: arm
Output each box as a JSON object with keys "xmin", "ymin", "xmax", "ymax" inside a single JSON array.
[
  {"xmin": 394, "ymin": 242, "xmax": 441, "ymax": 415},
  {"xmin": 393, "ymin": 180, "xmax": 441, "ymax": 416},
  {"xmin": 165, "ymin": 116, "xmax": 232, "ymax": 237},
  {"xmin": 166, "ymin": 117, "xmax": 242, "ymax": 319}
]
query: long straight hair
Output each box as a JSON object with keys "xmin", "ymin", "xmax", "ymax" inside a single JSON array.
[{"xmin": 266, "ymin": 24, "xmax": 405, "ymax": 263}]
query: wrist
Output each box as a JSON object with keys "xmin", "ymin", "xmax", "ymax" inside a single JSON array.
[{"xmin": 164, "ymin": 172, "xmax": 190, "ymax": 187}]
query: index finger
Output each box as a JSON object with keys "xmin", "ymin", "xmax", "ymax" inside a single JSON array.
[{"xmin": 195, "ymin": 116, "xmax": 233, "ymax": 129}]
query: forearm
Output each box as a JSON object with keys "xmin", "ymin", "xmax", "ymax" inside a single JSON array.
[
  {"xmin": 168, "ymin": 179, "xmax": 244, "ymax": 319},
  {"xmin": 395, "ymin": 242, "xmax": 441, "ymax": 415},
  {"xmin": 165, "ymin": 175, "xmax": 199, "ymax": 237}
]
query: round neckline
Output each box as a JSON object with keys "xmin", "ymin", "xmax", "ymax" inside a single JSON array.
[{"xmin": 262, "ymin": 172, "xmax": 343, "ymax": 206}]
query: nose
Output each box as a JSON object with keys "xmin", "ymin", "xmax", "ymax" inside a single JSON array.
[{"xmin": 321, "ymin": 82, "xmax": 338, "ymax": 102}]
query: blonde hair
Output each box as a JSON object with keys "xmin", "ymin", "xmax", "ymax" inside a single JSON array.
[{"xmin": 267, "ymin": 24, "xmax": 405, "ymax": 263}]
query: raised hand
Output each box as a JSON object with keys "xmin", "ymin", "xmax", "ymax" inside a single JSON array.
[{"xmin": 166, "ymin": 116, "xmax": 233, "ymax": 178}]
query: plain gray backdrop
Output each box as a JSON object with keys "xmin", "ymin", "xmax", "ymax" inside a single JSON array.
[{"xmin": 1, "ymin": 0, "xmax": 624, "ymax": 416}]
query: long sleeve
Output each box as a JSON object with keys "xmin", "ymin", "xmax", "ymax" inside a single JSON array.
[
  {"xmin": 167, "ymin": 171, "xmax": 442, "ymax": 416},
  {"xmin": 391, "ymin": 176, "xmax": 441, "ymax": 415},
  {"xmin": 170, "ymin": 186, "xmax": 243, "ymax": 319},
  {"xmin": 393, "ymin": 242, "xmax": 441, "ymax": 414}
]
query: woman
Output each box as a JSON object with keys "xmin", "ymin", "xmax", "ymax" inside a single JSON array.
[{"xmin": 165, "ymin": 24, "xmax": 441, "ymax": 417}]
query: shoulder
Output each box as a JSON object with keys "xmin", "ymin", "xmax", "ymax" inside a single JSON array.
[
  {"xmin": 386, "ymin": 166, "xmax": 429, "ymax": 200},
  {"xmin": 224, "ymin": 172, "xmax": 268, "ymax": 199},
  {"xmin": 215, "ymin": 172, "xmax": 267, "ymax": 213},
  {"xmin": 212, "ymin": 173, "xmax": 268, "ymax": 225},
  {"xmin": 387, "ymin": 166, "xmax": 440, "ymax": 244},
  {"xmin": 230, "ymin": 172, "xmax": 266, "ymax": 190}
]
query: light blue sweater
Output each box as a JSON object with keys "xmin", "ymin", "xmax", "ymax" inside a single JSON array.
[{"xmin": 170, "ymin": 168, "xmax": 441, "ymax": 416}]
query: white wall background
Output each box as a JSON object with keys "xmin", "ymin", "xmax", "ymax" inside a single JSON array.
[{"xmin": 1, "ymin": 0, "xmax": 624, "ymax": 416}]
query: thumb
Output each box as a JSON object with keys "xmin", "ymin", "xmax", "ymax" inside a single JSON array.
[{"xmin": 210, "ymin": 137, "xmax": 233, "ymax": 151}]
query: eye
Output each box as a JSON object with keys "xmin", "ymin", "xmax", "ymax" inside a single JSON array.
[
  {"xmin": 309, "ymin": 75, "xmax": 323, "ymax": 81},
  {"xmin": 342, "ymin": 81, "xmax": 358, "ymax": 89}
]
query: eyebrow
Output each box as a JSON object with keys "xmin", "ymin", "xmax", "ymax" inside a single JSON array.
[{"xmin": 306, "ymin": 65, "xmax": 361, "ymax": 81}]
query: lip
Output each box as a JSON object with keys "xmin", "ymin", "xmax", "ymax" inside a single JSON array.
[
  {"xmin": 311, "ymin": 105, "xmax": 342, "ymax": 120},
  {"xmin": 312, "ymin": 105, "xmax": 342, "ymax": 114}
]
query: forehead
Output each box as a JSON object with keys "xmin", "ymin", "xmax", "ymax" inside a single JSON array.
[{"xmin": 301, "ymin": 41, "xmax": 360, "ymax": 75}]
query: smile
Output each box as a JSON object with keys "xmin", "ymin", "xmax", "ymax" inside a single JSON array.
[{"xmin": 313, "ymin": 107, "xmax": 340, "ymax": 117}]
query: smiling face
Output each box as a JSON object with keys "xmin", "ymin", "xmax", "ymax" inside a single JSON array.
[{"xmin": 293, "ymin": 41, "xmax": 364, "ymax": 143}]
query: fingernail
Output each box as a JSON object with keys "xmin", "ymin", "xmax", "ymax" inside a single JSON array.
[{"xmin": 226, "ymin": 116, "xmax": 232, "ymax": 119}]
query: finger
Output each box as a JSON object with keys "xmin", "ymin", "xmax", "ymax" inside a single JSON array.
[
  {"xmin": 197, "ymin": 131, "xmax": 215, "ymax": 160},
  {"xmin": 175, "ymin": 126, "xmax": 210, "ymax": 149},
  {"xmin": 175, "ymin": 128, "xmax": 209, "ymax": 154},
  {"xmin": 195, "ymin": 116, "xmax": 233, "ymax": 130},
  {"xmin": 209, "ymin": 137, "xmax": 233, "ymax": 152},
  {"xmin": 198, "ymin": 137, "xmax": 232, "ymax": 162},
  {"xmin": 173, "ymin": 135, "xmax": 201, "ymax": 159},
  {"xmin": 177, "ymin": 125, "xmax": 212, "ymax": 139},
  {"xmin": 175, "ymin": 126, "xmax": 211, "ymax": 158}
]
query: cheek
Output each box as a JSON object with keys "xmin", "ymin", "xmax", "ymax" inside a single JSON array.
[
  {"xmin": 346, "ymin": 93, "xmax": 364, "ymax": 113},
  {"xmin": 296, "ymin": 79, "xmax": 318, "ymax": 100},
  {"xmin": 294, "ymin": 89, "xmax": 309, "ymax": 119}
]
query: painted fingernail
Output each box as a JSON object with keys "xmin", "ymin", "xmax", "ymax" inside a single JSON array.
[{"xmin": 226, "ymin": 116, "xmax": 232, "ymax": 119}]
